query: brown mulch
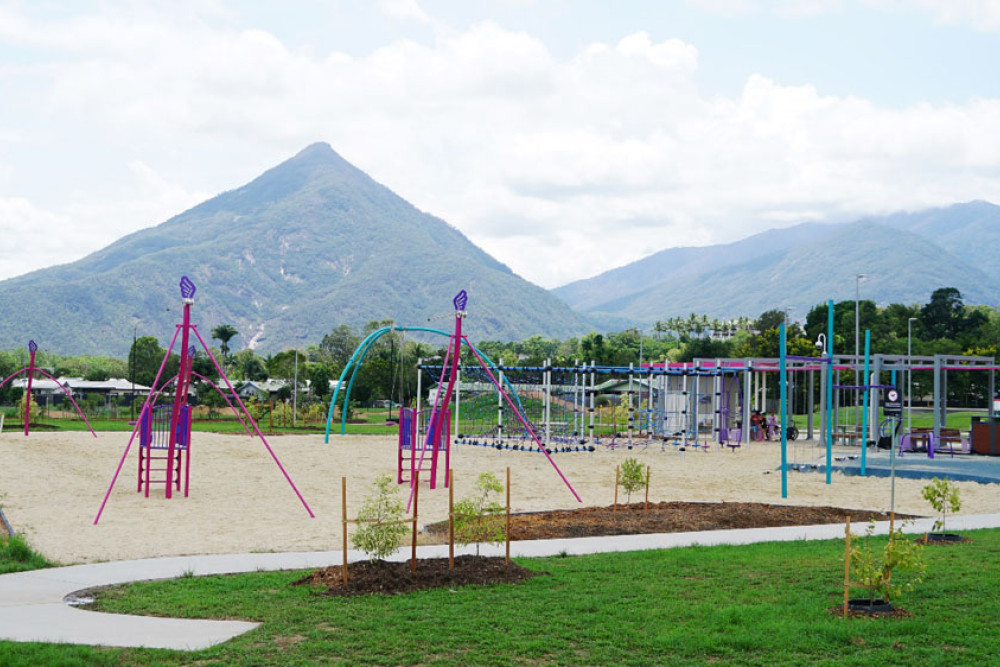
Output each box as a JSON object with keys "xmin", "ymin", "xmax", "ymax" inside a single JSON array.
[
  {"xmin": 919, "ymin": 534, "xmax": 972, "ymax": 545},
  {"xmin": 293, "ymin": 555, "xmax": 545, "ymax": 596},
  {"xmin": 829, "ymin": 605, "xmax": 913, "ymax": 619},
  {"xmin": 424, "ymin": 501, "xmax": 917, "ymax": 542},
  {"xmin": 295, "ymin": 502, "xmax": 917, "ymax": 596}
]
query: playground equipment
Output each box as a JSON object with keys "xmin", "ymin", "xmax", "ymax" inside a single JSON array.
[
  {"xmin": 397, "ymin": 406, "xmax": 450, "ymax": 490},
  {"xmin": 0, "ymin": 340, "xmax": 97, "ymax": 437},
  {"xmin": 94, "ymin": 276, "xmax": 314, "ymax": 524},
  {"xmin": 424, "ymin": 360, "xmax": 745, "ymax": 453},
  {"xmin": 328, "ymin": 291, "xmax": 581, "ymax": 509}
]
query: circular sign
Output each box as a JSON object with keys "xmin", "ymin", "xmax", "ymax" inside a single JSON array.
[{"xmin": 886, "ymin": 388, "xmax": 900, "ymax": 403}]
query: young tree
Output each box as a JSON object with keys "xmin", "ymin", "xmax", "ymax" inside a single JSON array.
[
  {"xmin": 453, "ymin": 472, "xmax": 506, "ymax": 556},
  {"xmin": 352, "ymin": 474, "xmax": 409, "ymax": 562},
  {"xmin": 618, "ymin": 457, "xmax": 648, "ymax": 504}
]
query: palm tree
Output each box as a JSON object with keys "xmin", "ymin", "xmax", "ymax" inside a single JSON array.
[{"xmin": 211, "ymin": 324, "xmax": 239, "ymax": 365}]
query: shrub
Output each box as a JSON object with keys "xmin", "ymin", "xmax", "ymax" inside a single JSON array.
[
  {"xmin": 847, "ymin": 519, "xmax": 926, "ymax": 604},
  {"xmin": 618, "ymin": 457, "xmax": 648, "ymax": 504},
  {"xmin": 921, "ymin": 476, "xmax": 961, "ymax": 534},
  {"xmin": 351, "ymin": 474, "xmax": 408, "ymax": 562},
  {"xmin": 454, "ymin": 472, "xmax": 506, "ymax": 556}
]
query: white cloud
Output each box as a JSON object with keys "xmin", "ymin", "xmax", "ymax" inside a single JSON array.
[
  {"xmin": 0, "ymin": 4, "xmax": 998, "ymax": 290},
  {"xmin": 379, "ymin": 0, "xmax": 433, "ymax": 24},
  {"xmin": 875, "ymin": 0, "xmax": 1000, "ymax": 32}
]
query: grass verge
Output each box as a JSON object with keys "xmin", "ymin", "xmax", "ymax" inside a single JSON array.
[
  {"xmin": 2, "ymin": 528, "xmax": 999, "ymax": 665},
  {"xmin": 0, "ymin": 534, "xmax": 54, "ymax": 574}
]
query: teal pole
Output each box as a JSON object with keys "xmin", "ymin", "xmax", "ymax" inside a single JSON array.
[
  {"xmin": 826, "ymin": 300, "xmax": 834, "ymax": 484},
  {"xmin": 324, "ymin": 325, "xmax": 527, "ymax": 442},
  {"xmin": 780, "ymin": 323, "xmax": 788, "ymax": 498},
  {"xmin": 860, "ymin": 329, "xmax": 871, "ymax": 475},
  {"xmin": 325, "ymin": 328, "xmax": 389, "ymax": 441}
]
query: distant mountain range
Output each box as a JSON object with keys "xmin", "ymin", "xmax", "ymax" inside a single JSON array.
[
  {"xmin": 553, "ymin": 201, "xmax": 1000, "ymax": 326},
  {"xmin": 1, "ymin": 142, "xmax": 997, "ymax": 358},
  {"xmin": 0, "ymin": 143, "xmax": 591, "ymax": 356}
]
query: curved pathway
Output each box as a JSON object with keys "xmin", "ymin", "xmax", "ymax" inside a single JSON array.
[{"xmin": 3, "ymin": 513, "xmax": 1000, "ymax": 651}]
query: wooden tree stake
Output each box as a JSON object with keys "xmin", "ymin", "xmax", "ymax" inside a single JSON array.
[
  {"xmin": 613, "ymin": 465, "xmax": 619, "ymax": 520},
  {"xmin": 411, "ymin": 469, "xmax": 419, "ymax": 573},
  {"xmin": 341, "ymin": 476, "xmax": 348, "ymax": 585},
  {"xmin": 506, "ymin": 466, "xmax": 511, "ymax": 567},
  {"xmin": 644, "ymin": 466, "xmax": 651, "ymax": 514},
  {"xmin": 448, "ymin": 468, "xmax": 454, "ymax": 570},
  {"xmin": 843, "ymin": 516, "xmax": 851, "ymax": 618}
]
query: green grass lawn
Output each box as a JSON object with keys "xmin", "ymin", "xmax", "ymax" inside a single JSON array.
[
  {"xmin": 2, "ymin": 529, "xmax": 999, "ymax": 665},
  {"xmin": 0, "ymin": 535, "xmax": 54, "ymax": 575}
]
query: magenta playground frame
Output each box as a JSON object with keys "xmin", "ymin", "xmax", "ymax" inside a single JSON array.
[
  {"xmin": 0, "ymin": 339, "xmax": 97, "ymax": 437},
  {"xmin": 94, "ymin": 276, "xmax": 314, "ymax": 524}
]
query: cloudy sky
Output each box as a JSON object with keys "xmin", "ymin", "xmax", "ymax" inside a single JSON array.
[{"xmin": 1, "ymin": 0, "xmax": 999, "ymax": 289}]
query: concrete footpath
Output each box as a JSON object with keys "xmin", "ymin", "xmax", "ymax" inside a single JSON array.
[{"xmin": 3, "ymin": 513, "xmax": 1000, "ymax": 651}]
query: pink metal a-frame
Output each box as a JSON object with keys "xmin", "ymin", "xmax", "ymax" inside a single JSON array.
[
  {"xmin": 0, "ymin": 340, "xmax": 97, "ymax": 437},
  {"xmin": 405, "ymin": 290, "xmax": 581, "ymax": 511},
  {"xmin": 94, "ymin": 276, "xmax": 314, "ymax": 524}
]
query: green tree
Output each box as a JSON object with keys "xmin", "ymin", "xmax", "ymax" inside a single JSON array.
[
  {"xmin": 231, "ymin": 349, "xmax": 268, "ymax": 381},
  {"xmin": 309, "ymin": 363, "xmax": 333, "ymax": 399},
  {"xmin": 129, "ymin": 336, "xmax": 177, "ymax": 388},
  {"xmin": 211, "ymin": 324, "xmax": 239, "ymax": 365},
  {"xmin": 352, "ymin": 474, "xmax": 409, "ymax": 562},
  {"xmin": 618, "ymin": 457, "xmax": 648, "ymax": 504},
  {"xmin": 453, "ymin": 472, "xmax": 506, "ymax": 556},
  {"xmin": 319, "ymin": 324, "xmax": 360, "ymax": 372}
]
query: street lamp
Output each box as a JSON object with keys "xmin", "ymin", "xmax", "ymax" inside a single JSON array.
[
  {"xmin": 130, "ymin": 322, "xmax": 138, "ymax": 420},
  {"xmin": 293, "ymin": 349, "xmax": 299, "ymax": 428},
  {"xmin": 908, "ymin": 317, "xmax": 917, "ymax": 434}
]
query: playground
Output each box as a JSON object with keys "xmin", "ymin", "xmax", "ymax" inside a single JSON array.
[{"xmin": 3, "ymin": 430, "xmax": 1000, "ymax": 564}]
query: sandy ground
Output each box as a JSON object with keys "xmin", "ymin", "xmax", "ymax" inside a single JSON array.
[{"xmin": 1, "ymin": 430, "xmax": 998, "ymax": 564}]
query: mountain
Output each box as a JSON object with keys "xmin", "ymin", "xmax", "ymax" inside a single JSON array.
[
  {"xmin": 0, "ymin": 143, "xmax": 592, "ymax": 356},
  {"xmin": 554, "ymin": 201, "xmax": 1000, "ymax": 325}
]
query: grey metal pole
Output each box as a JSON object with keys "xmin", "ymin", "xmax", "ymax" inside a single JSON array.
[{"xmin": 907, "ymin": 318, "xmax": 916, "ymax": 435}]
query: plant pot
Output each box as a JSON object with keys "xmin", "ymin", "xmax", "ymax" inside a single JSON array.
[
  {"xmin": 925, "ymin": 532, "xmax": 963, "ymax": 543},
  {"xmin": 848, "ymin": 597, "xmax": 893, "ymax": 613}
]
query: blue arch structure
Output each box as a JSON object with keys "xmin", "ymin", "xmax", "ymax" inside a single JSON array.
[{"xmin": 324, "ymin": 325, "xmax": 522, "ymax": 442}]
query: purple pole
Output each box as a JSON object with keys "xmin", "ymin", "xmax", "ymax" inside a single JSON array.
[
  {"xmin": 33, "ymin": 369, "xmax": 97, "ymax": 437},
  {"xmin": 164, "ymin": 300, "xmax": 193, "ymax": 499},
  {"xmin": 190, "ymin": 325, "xmax": 314, "ymax": 517},
  {"xmin": 190, "ymin": 371, "xmax": 254, "ymax": 437},
  {"xmin": 406, "ymin": 336, "xmax": 453, "ymax": 511},
  {"xmin": 94, "ymin": 325, "xmax": 183, "ymax": 524}
]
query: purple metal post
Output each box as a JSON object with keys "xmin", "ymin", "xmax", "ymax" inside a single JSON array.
[
  {"xmin": 164, "ymin": 297, "xmax": 194, "ymax": 499},
  {"xmin": 95, "ymin": 325, "xmax": 183, "ymax": 524},
  {"xmin": 464, "ymin": 339, "xmax": 582, "ymax": 502},
  {"xmin": 190, "ymin": 325, "xmax": 314, "ymax": 517}
]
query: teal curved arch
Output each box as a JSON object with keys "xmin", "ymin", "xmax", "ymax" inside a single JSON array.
[{"xmin": 324, "ymin": 325, "xmax": 522, "ymax": 442}]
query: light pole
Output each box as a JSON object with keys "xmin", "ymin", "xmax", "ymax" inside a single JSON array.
[
  {"xmin": 293, "ymin": 350, "xmax": 299, "ymax": 428},
  {"xmin": 908, "ymin": 317, "xmax": 917, "ymax": 434},
  {"xmin": 130, "ymin": 322, "xmax": 138, "ymax": 420},
  {"xmin": 855, "ymin": 273, "xmax": 868, "ymax": 430}
]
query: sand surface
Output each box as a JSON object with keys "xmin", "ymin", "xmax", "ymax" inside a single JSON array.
[{"xmin": 1, "ymin": 430, "xmax": 998, "ymax": 564}]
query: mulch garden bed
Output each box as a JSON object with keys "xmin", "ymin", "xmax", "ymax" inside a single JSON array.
[
  {"xmin": 297, "ymin": 502, "xmax": 917, "ymax": 597},
  {"xmin": 293, "ymin": 555, "xmax": 544, "ymax": 596},
  {"xmin": 424, "ymin": 501, "xmax": 916, "ymax": 542}
]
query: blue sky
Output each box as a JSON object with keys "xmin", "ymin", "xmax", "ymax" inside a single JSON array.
[{"xmin": 1, "ymin": 0, "xmax": 999, "ymax": 288}]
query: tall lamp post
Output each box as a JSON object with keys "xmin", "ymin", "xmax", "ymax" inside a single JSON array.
[
  {"xmin": 130, "ymin": 322, "xmax": 138, "ymax": 420},
  {"xmin": 908, "ymin": 317, "xmax": 917, "ymax": 434},
  {"xmin": 855, "ymin": 273, "xmax": 868, "ymax": 433}
]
